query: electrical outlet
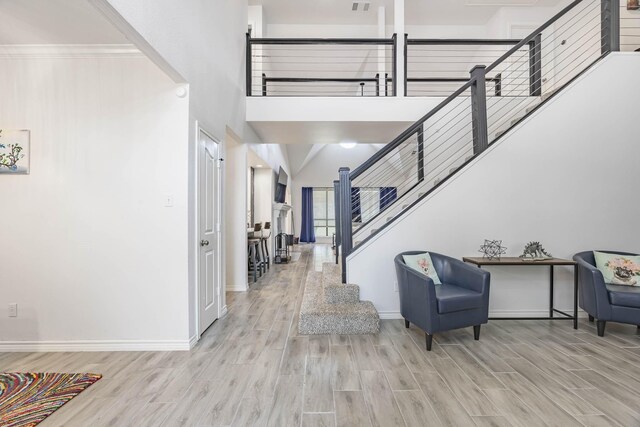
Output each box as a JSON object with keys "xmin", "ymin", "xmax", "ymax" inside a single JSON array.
[{"xmin": 8, "ymin": 303, "xmax": 17, "ymax": 317}]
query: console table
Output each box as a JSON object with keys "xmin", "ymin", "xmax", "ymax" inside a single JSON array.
[{"xmin": 462, "ymin": 257, "xmax": 578, "ymax": 329}]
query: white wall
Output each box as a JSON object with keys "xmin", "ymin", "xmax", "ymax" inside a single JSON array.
[
  {"xmin": 291, "ymin": 144, "xmax": 380, "ymax": 240},
  {"xmin": 0, "ymin": 52, "xmax": 190, "ymax": 349},
  {"xmin": 267, "ymin": 24, "xmax": 385, "ymax": 38},
  {"xmin": 347, "ymin": 53, "xmax": 640, "ymax": 319},
  {"xmin": 224, "ymin": 129, "xmax": 249, "ymax": 292},
  {"xmin": 97, "ymin": 0, "xmax": 290, "ymax": 333}
]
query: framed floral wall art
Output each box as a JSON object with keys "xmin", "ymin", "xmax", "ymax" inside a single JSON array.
[{"xmin": 0, "ymin": 129, "xmax": 30, "ymax": 174}]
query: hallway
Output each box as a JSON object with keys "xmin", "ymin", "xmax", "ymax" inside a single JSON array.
[{"xmin": 3, "ymin": 244, "xmax": 640, "ymax": 426}]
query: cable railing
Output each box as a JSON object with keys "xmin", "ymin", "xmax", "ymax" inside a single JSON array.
[
  {"xmin": 485, "ymin": 0, "xmax": 607, "ymax": 142},
  {"xmin": 404, "ymin": 38, "xmax": 529, "ymax": 97},
  {"xmin": 335, "ymin": 0, "xmax": 623, "ymax": 282},
  {"xmin": 246, "ymin": 34, "xmax": 397, "ymax": 97}
]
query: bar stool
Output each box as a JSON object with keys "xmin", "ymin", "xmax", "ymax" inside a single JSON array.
[
  {"xmin": 260, "ymin": 222, "xmax": 271, "ymax": 271},
  {"xmin": 254, "ymin": 223, "xmax": 266, "ymax": 275},
  {"xmin": 248, "ymin": 239, "xmax": 261, "ymax": 283}
]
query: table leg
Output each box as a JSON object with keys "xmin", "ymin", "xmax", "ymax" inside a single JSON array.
[
  {"xmin": 549, "ymin": 265, "xmax": 554, "ymax": 318},
  {"xmin": 574, "ymin": 264, "xmax": 579, "ymax": 329}
]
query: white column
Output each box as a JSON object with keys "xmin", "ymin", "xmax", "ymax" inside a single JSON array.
[
  {"xmin": 224, "ymin": 131, "xmax": 249, "ymax": 292},
  {"xmin": 248, "ymin": 5, "xmax": 264, "ymax": 96},
  {"xmin": 378, "ymin": 6, "xmax": 386, "ymax": 96},
  {"xmin": 394, "ymin": 0, "xmax": 405, "ymax": 97}
]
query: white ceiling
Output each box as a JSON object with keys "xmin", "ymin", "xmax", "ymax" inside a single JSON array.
[
  {"xmin": 0, "ymin": 0, "xmax": 129, "ymax": 44},
  {"xmin": 250, "ymin": 0, "xmax": 566, "ymax": 27},
  {"xmin": 285, "ymin": 143, "xmax": 386, "ymax": 178},
  {"xmin": 249, "ymin": 121, "xmax": 412, "ymax": 145},
  {"xmin": 250, "ymin": 120, "xmax": 409, "ymax": 178},
  {"xmin": 249, "ymin": 0, "xmax": 395, "ymax": 25},
  {"xmin": 406, "ymin": 0, "xmax": 565, "ymax": 25}
]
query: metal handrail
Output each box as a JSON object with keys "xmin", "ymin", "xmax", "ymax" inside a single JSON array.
[
  {"xmin": 349, "ymin": 78, "xmax": 475, "ymax": 180},
  {"xmin": 249, "ymin": 37, "xmax": 395, "ymax": 45},
  {"xmin": 406, "ymin": 38, "xmax": 522, "ymax": 45}
]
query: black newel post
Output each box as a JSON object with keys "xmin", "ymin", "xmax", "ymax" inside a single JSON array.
[
  {"xmin": 417, "ymin": 124, "xmax": 425, "ymax": 183},
  {"xmin": 404, "ymin": 33, "xmax": 409, "ymax": 97},
  {"xmin": 333, "ymin": 180, "xmax": 341, "ymax": 265},
  {"xmin": 470, "ymin": 65, "xmax": 489, "ymax": 154},
  {"xmin": 246, "ymin": 33, "xmax": 252, "ymax": 96},
  {"xmin": 529, "ymin": 34, "xmax": 542, "ymax": 96},
  {"xmin": 338, "ymin": 167, "xmax": 353, "ymax": 283},
  {"xmin": 601, "ymin": 0, "xmax": 620, "ymax": 54}
]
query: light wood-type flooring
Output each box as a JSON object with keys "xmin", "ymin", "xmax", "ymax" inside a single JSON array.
[{"xmin": 3, "ymin": 244, "xmax": 640, "ymax": 426}]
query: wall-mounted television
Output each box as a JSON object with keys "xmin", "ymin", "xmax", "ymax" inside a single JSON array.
[{"xmin": 274, "ymin": 166, "xmax": 288, "ymax": 203}]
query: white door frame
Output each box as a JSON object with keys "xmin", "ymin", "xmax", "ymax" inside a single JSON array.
[{"xmin": 195, "ymin": 122, "xmax": 224, "ymax": 340}]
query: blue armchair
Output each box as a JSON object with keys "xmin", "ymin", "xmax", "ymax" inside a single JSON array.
[
  {"xmin": 574, "ymin": 251, "xmax": 640, "ymax": 336},
  {"xmin": 394, "ymin": 251, "xmax": 491, "ymax": 351}
]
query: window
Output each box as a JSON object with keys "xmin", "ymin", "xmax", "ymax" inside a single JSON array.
[{"xmin": 313, "ymin": 187, "xmax": 335, "ymax": 238}]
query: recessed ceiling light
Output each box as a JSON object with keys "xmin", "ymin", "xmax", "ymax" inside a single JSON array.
[
  {"xmin": 256, "ymin": 164, "xmax": 264, "ymax": 167},
  {"xmin": 340, "ymin": 142, "xmax": 357, "ymax": 149}
]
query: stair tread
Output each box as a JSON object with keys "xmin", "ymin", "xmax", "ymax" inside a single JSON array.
[
  {"xmin": 299, "ymin": 270, "xmax": 379, "ymax": 335},
  {"xmin": 302, "ymin": 300, "xmax": 377, "ymax": 315}
]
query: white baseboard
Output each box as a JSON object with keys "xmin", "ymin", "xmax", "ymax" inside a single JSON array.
[
  {"xmin": 0, "ymin": 339, "xmax": 192, "ymax": 353},
  {"xmin": 379, "ymin": 309, "xmax": 586, "ymax": 320},
  {"xmin": 188, "ymin": 335, "xmax": 199, "ymax": 350},
  {"xmin": 226, "ymin": 285, "xmax": 248, "ymax": 292},
  {"xmin": 379, "ymin": 311, "xmax": 404, "ymax": 320}
]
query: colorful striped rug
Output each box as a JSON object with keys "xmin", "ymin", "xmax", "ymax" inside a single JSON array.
[{"xmin": 0, "ymin": 372, "xmax": 101, "ymax": 427}]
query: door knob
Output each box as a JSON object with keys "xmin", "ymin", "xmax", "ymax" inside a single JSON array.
[{"xmin": 200, "ymin": 240, "xmax": 210, "ymax": 247}]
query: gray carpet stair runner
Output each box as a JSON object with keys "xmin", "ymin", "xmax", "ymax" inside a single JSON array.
[{"xmin": 298, "ymin": 262, "xmax": 379, "ymax": 334}]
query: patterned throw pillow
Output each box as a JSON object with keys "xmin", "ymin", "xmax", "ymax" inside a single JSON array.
[
  {"xmin": 593, "ymin": 251, "xmax": 640, "ymax": 286},
  {"xmin": 402, "ymin": 253, "xmax": 442, "ymax": 285}
]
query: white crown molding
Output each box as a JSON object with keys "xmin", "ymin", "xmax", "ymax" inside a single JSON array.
[
  {"xmin": 0, "ymin": 339, "xmax": 191, "ymax": 352},
  {"xmin": 0, "ymin": 44, "xmax": 143, "ymax": 59}
]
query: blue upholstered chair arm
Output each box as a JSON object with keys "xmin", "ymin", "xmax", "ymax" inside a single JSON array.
[
  {"xmin": 394, "ymin": 254, "xmax": 439, "ymax": 331},
  {"xmin": 573, "ymin": 253, "xmax": 612, "ymax": 319},
  {"xmin": 432, "ymin": 253, "xmax": 490, "ymax": 295}
]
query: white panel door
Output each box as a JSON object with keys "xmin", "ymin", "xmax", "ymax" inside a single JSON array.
[{"xmin": 199, "ymin": 130, "xmax": 221, "ymax": 334}]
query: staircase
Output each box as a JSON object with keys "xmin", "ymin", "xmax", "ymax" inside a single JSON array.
[
  {"xmin": 336, "ymin": 0, "xmax": 625, "ymax": 282},
  {"xmin": 298, "ymin": 262, "xmax": 379, "ymax": 334}
]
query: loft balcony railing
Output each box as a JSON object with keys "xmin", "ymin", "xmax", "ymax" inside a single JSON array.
[
  {"xmin": 246, "ymin": 34, "xmax": 397, "ymax": 97},
  {"xmin": 404, "ymin": 38, "xmax": 535, "ymax": 97},
  {"xmin": 335, "ymin": 0, "xmax": 626, "ymax": 282},
  {"xmin": 247, "ymin": 2, "xmax": 638, "ymax": 99}
]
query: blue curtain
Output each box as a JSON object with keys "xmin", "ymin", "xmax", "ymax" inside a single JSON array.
[
  {"xmin": 379, "ymin": 187, "xmax": 397, "ymax": 211},
  {"xmin": 300, "ymin": 187, "xmax": 316, "ymax": 243},
  {"xmin": 351, "ymin": 187, "xmax": 361, "ymax": 223}
]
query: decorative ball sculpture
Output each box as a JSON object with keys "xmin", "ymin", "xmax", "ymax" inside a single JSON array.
[{"xmin": 479, "ymin": 239, "xmax": 507, "ymax": 260}]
